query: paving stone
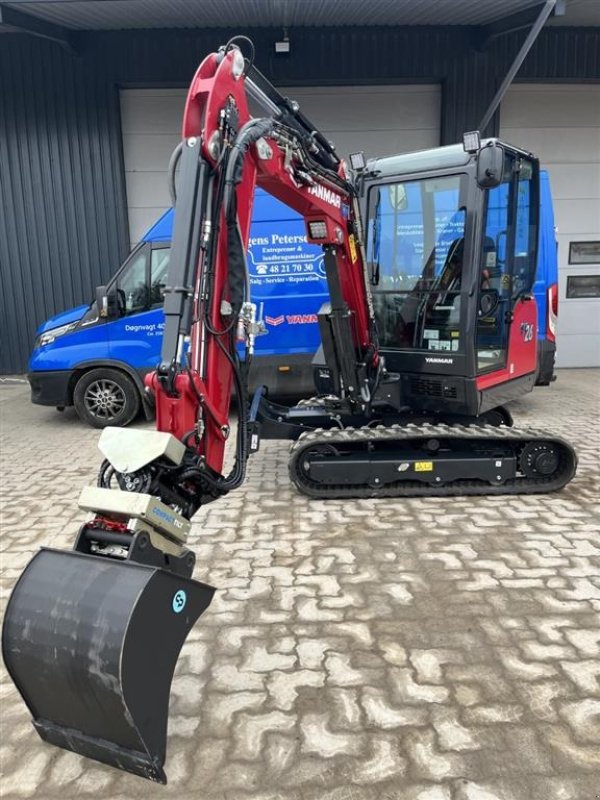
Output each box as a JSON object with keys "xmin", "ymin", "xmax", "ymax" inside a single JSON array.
[{"xmin": 1, "ymin": 369, "xmax": 599, "ymax": 799}]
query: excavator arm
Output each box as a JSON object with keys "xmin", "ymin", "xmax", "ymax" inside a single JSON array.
[
  {"xmin": 149, "ymin": 42, "xmax": 378, "ymax": 481},
  {"xmin": 1, "ymin": 39, "xmax": 382, "ymax": 784}
]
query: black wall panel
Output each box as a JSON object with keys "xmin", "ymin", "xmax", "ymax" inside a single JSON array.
[
  {"xmin": 0, "ymin": 36, "xmax": 129, "ymax": 373},
  {"xmin": 1, "ymin": 25, "xmax": 598, "ymax": 373}
]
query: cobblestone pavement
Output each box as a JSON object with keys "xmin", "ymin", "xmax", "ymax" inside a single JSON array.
[{"xmin": 1, "ymin": 370, "xmax": 599, "ymax": 800}]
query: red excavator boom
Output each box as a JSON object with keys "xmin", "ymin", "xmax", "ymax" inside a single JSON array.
[{"xmin": 146, "ymin": 40, "xmax": 380, "ymax": 493}]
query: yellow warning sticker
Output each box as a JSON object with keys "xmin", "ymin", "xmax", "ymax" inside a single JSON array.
[
  {"xmin": 415, "ymin": 461, "xmax": 434, "ymax": 472},
  {"xmin": 348, "ymin": 234, "xmax": 358, "ymax": 264}
]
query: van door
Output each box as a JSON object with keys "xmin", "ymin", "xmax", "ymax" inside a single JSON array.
[{"xmin": 107, "ymin": 244, "xmax": 170, "ymax": 373}]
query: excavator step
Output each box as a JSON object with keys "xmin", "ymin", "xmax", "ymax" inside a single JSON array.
[
  {"xmin": 2, "ymin": 548, "xmax": 214, "ymax": 783},
  {"xmin": 289, "ymin": 423, "xmax": 577, "ymax": 499}
]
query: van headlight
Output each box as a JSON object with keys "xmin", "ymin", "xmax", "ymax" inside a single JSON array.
[{"xmin": 35, "ymin": 322, "xmax": 77, "ymax": 347}]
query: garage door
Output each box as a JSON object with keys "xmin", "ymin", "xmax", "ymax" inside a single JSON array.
[
  {"xmin": 500, "ymin": 84, "xmax": 600, "ymax": 367},
  {"xmin": 120, "ymin": 84, "xmax": 440, "ymax": 245}
]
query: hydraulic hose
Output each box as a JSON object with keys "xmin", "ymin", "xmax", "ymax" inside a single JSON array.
[
  {"xmin": 167, "ymin": 141, "xmax": 183, "ymax": 205},
  {"xmin": 222, "ymin": 117, "xmax": 274, "ymax": 218}
]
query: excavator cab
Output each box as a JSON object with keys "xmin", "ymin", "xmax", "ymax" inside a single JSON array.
[{"xmin": 362, "ymin": 137, "xmax": 541, "ymax": 418}]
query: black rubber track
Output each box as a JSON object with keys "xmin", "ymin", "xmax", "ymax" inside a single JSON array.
[{"xmin": 289, "ymin": 423, "xmax": 577, "ymax": 499}]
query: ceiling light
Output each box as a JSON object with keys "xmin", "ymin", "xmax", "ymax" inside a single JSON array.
[{"xmin": 275, "ymin": 28, "xmax": 290, "ymax": 54}]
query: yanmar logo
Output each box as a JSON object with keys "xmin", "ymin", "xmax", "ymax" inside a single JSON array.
[
  {"xmin": 308, "ymin": 184, "xmax": 342, "ymax": 208},
  {"xmin": 287, "ymin": 314, "xmax": 318, "ymax": 324},
  {"xmin": 425, "ymin": 357, "xmax": 454, "ymax": 365},
  {"xmin": 265, "ymin": 315, "xmax": 284, "ymax": 326}
]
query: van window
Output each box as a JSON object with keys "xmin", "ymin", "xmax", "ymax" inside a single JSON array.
[
  {"xmin": 151, "ymin": 248, "xmax": 170, "ymax": 307},
  {"xmin": 117, "ymin": 249, "xmax": 149, "ymax": 315}
]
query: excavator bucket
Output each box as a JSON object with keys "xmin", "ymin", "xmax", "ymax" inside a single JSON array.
[{"xmin": 2, "ymin": 547, "xmax": 215, "ymax": 783}]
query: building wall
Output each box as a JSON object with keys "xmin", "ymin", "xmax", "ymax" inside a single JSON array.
[
  {"xmin": 1, "ymin": 25, "xmax": 599, "ymax": 373},
  {"xmin": 121, "ymin": 84, "xmax": 442, "ymax": 244},
  {"xmin": 501, "ymin": 83, "xmax": 600, "ymax": 367},
  {"xmin": 0, "ymin": 35, "xmax": 129, "ymax": 373}
]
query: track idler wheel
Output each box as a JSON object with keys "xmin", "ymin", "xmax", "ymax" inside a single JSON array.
[
  {"xmin": 2, "ymin": 548, "xmax": 215, "ymax": 783},
  {"xmin": 519, "ymin": 441, "xmax": 561, "ymax": 478}
]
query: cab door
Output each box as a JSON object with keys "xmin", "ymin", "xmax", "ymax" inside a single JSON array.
[
  {"xmin": 107, "ymin": 244, "xmax": 170, "ymax": 371},
  {"xmin": 476, "ymin": 154, "xmax": 539, "ymax": 386}
]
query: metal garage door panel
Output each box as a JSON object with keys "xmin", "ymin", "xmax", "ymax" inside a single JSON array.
[
  {"xmin": 286, "ymin": 86, "xmax": 440, "ymax": 132},
  {"xmin": 553, "ymin": 200, "xmax": 600, "ymax": 236},
  {"xmin": 537, "ymin": 164, "xmax": 600, "ymax": 202},
  {"xmin": 121, "ymin": 90, "xmax": 186, "ymax": 243},
  {"xmin": 501, "ymin": 127, "xmax": 600, "ymax": 166},
  {"xmin": 501, "ymin": 84, "xmax": 600, "ymax": 368},
  {"xmin": 321, "ymin": 130, "xmax": 441, "ymax": 160},
  {"xmin": 120, "ymin": 89, "xmax": 186, "ymax": 135},
  {"xmin": 285, "ymin": 86, "xmax": 440, "ymax": 162},
  {"xmin": 121, "ymin": 84, "xmax": 440, "ymax": 245},
  {"xmin": 121, "ymin": 134, "xmax": 183, "ymax": 175},
  {"xmin": 501, "ymin": 85, "xmax": 600, "ymax": 128},
  {"xmin": 124, "ymin": 171, "xmax": 174, "ymax": 210}
]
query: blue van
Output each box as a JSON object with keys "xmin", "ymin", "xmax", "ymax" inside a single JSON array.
[
  {"xmin": 29, "ymin": 177, "xmax": 559, "ymax": 427},
  {"xmin": 28, "ymin": 189, "xmax": 328, "ymax": 427}
]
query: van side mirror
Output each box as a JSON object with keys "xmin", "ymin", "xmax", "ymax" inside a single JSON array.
[
  {"xmin": 95, "ymin": 285, "xmax": 119, "ymax": 319},
  {"xmin": 477, "ymin": 142, "xmax": 504, "ymax": 188}
]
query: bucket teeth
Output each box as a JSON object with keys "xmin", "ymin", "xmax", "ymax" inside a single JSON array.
[{"xmin": 2, "ymin": 548, "xmax": 215, "ymax": 783}]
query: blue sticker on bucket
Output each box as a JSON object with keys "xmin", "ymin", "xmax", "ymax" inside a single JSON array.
[{"xmin": 172, "ymin": 589, "xmax": 187, "ymax": 614}]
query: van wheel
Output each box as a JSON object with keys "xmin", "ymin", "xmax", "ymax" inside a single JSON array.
[{"xmin": 73, "ymin": 369, "xmax": 140, "ymax": 428}]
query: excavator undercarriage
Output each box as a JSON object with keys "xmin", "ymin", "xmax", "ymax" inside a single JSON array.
[{"xmin": 288, "ymin": 422, "xmax": 576, "ymax": 498}]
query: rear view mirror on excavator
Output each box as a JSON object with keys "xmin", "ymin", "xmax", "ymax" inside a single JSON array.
[{"xmin": 476, "ymin": 141, "xmax": 505, "ymax": 188}]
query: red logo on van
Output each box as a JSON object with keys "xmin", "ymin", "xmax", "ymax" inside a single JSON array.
[{"xmin": 265, "ymin": 315, "xmax": 284, "ymax": 326}]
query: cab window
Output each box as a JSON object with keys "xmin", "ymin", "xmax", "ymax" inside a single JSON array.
[
  {"xmin": 476, "ymin": 154, "xmax": 538, "ymax": 373},
  {"xmin": 367, "ymin": 174, "xmax": 466, "ymax": 353}
]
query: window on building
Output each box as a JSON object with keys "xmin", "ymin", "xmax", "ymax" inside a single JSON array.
[
  {"xmin": 566, "ymin": 275, "xmax": 600, "ymax": 298},
  {"xmin": 569, "ymin": 241, "xmax": 600, "ymax": 265}
]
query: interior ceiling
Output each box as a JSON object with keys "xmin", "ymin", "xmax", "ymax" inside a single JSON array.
[{"xmin": 1, "ymin": 0, "xmax": 599, "ymax": 31}]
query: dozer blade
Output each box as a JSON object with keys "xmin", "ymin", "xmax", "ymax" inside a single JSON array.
[{"xmin": 2, "ymin": 547, "xmax": 215, "ymax": 783}]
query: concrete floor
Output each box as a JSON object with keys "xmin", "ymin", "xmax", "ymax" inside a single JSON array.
[{"xmin": 1, "ymin": 370, "xmax": 599, "ymax": 800}]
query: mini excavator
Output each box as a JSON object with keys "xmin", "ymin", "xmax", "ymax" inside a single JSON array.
[{"xmin": 3, "ymin": 36, "xmax": 576, "ymax": 784}]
